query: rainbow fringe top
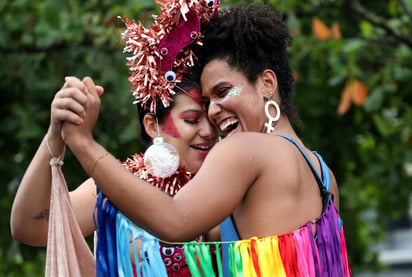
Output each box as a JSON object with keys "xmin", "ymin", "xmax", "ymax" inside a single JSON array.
[{"xmin": 95, "ymin": 135, "xmax": 352, "ymax": 276}]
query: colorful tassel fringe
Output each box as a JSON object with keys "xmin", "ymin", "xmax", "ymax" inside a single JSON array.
[{"xmin": 96, "ymin": 196, "xmax": 351, "ymax": 277}]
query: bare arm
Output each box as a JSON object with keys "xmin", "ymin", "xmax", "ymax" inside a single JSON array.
[
  {"xmin": 66, "ymin": 137, "xmax": 257, "ymax": 241},
  {"xmin": 63, "ymin": 82, "xmax": 260, "ymax": 241},
  {"xmin": 10, "ymin": 134, "xmax": 64, "ymax": 246},
  {"xmin": 10, "ymin": 77, "xmax": 101, "ymax": 246},
  {"xmin": 70, "ymin": 178, "xmax": 98, "ymax": 236}
]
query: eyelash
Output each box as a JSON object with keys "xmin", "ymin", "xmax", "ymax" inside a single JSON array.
[
  {"xmin": 184, "ymin": 118, "xmax": 200, "ymax": 124},
  {"xmin": 202, "ymin": 85, "xmax": 232, "ymax": 111},
  {"xmin": 217, "ymin": 87, "xmax": 230, "ymax": 97}
]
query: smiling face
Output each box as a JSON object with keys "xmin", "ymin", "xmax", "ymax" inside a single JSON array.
[
  {"xmin": 201, "ymin": 59, "xmax": 269, "ymax": 137},
  {"xmin": 159, "ymin": 90, "xmax": 217, "ymax": 173}
]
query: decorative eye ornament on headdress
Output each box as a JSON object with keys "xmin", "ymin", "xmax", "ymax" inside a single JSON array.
[{"xmin": 120, "ymin": 0, "xmax": 220, "ymax": 113}]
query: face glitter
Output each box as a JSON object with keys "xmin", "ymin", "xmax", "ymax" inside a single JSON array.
[{"xmin": 210, "ymin": 85, "xmax": 242, "ymax": 108}]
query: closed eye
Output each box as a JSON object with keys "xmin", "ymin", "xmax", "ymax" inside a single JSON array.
[
  {"xmin": 180, "ymin": 110, "xmax": 201, "ymax": 124},
  {"xmin": 184, "ymin": 118, "xmax": 200, "ymax": 124},
  {"xmin": 217, "ymin": 86, "xmax": 231, "ymax": 97}
]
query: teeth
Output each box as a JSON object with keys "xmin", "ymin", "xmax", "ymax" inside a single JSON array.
[
  {"xmin": 220, "ymin": 118, "xmax": 239, "ymax": 132},
  {"xmin": 193, "ymin": 145, "xmax": 210, "ymax": 150}
]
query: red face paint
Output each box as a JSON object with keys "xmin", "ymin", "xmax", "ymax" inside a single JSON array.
[
  {"xmin": 161, "ymin": 113, "xmax": 180, "ymax": 138},
  {"xmin": 186, "ymin": 88, "xmax": 202, "ymax": 107}
]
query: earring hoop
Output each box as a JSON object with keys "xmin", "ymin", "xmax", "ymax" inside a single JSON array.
[{"xmin": 264, "ymin": 99, "xmax": 280, "ymax": 134}]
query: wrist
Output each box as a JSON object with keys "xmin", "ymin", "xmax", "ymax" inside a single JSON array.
[
  {"xmin": 67, "ymin": 136, "xmax": 108, "ymax": 178},
  {"xmin": 45, "ymin": 131, "xmax": 66, "ymax": 159},
  {"xmin": 67, "ymin": 133, "xmax": 96, "ymax": 155}
]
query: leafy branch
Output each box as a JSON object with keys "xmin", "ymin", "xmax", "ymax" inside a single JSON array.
[
  {"xmin": 348, "ymin": 0, "xmax": 412, "ymax": 48},
  {"xmin": 398, "ymin": 0, "xmax": 412, "ymax": 30}
]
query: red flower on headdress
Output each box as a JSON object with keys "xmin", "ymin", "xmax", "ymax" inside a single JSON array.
[{"xmin": 121, "ymin": 0, "xmax": 219, "ymax": 112}]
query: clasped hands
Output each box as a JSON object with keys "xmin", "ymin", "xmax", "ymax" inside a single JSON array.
[{"xmin": 51, "ymin": 76, "xmax": 104, "ymax": 152}]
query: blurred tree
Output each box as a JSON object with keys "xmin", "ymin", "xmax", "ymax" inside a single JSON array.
[{"xmin": 1, "ymin": 0, "xmax": 411, "ymax": 275}]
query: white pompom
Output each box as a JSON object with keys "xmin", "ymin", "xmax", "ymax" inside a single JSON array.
[{"xmin": 144, "ymin": 137, "xmax": 180, "ymax": 178}]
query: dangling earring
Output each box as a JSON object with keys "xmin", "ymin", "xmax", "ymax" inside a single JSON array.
[
  {"xmin": 264, "ymin": 96, "xmax": 280, "ymax": 134},
  {"xmin": 144, "ymin": 117, "xmax": 180, "ymax": 178}
]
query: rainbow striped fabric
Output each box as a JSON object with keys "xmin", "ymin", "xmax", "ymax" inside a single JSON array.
[
  {"xmin": 95, "ymin": 195, "xmax": 350, "ymax": 276},
  {"xmin": 183, "ymin": 198, "xmax": 351, "ymax": 277}
]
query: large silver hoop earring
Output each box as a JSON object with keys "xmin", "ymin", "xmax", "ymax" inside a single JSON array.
[
  {"xmin": 264, "ymin": 98, "xmax": 280, "ymax": 134},
  {"xmin": 144, "ymin": 117, "xmax": 179, "ymax": 178}
]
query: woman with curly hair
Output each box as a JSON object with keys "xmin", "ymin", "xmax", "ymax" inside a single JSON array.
[{"xmin": 62, "ymin": 3, "xmax": 351, "ymax": 276}]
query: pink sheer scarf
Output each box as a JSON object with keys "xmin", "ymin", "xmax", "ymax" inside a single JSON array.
[{"xmin": 45, "ymin": 157, "xmax": 95, "ymax": 276}]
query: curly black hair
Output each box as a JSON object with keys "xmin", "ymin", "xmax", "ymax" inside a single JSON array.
[
  {"xmin": 137, "ymin": 71, "xmax": 201, "ymax": 147},
  {"xmin": 198, "ymin": 3, "xmax": 298, "ymax": 121}
]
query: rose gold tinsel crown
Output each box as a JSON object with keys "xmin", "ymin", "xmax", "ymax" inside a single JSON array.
[{"xmin": 120, "ymin": 0, "xmax": 219, "ymax": 112}]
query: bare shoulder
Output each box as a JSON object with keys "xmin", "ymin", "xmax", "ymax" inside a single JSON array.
[
  {"xmin": 203, "ymin": 132, "xmax": 295, "ymax": 177},
  {"xmin": 203, "ymin": 133, "xmax": 261, "ymax": 169},
  {"xmin": 197, "ymin": 132, "xmax": 280, "ymax": 189},
  {"xmin": 211, "ymin": 132, "xmax": 288, "ymax": 154}
]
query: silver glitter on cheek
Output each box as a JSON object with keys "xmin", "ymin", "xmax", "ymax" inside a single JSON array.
[
  {"xmin": 227, "ymin": 86, "xmax": 242, "ymax": 98},
  {"xmin": 220, "ymin": 85, "xmax": 242, "ymax": 104},
  {"xmin": 209, "ymin": 85, "xmax": 242, "ymax": 108}
]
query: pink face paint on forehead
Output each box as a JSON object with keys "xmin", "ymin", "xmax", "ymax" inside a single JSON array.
[
  {"xmin": 161, "ymin": 113, "xmax": 180, "ymax": 138},
  {"xmin": 186, "ymin": 88, "xmax": 203, "ymax": 107}
]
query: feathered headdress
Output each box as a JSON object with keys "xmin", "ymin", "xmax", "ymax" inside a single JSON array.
[{"xmin": 121, "ymin": 0, "xmax": 219, "ymax": 112}]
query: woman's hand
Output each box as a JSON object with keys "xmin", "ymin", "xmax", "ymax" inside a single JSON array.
[
  {"xmin": 62, "ymin": 77, "xmax": 104, "ymax": 149},
  {"xmin": 47, "ymin": 76, "xmax": 91, "ymax": 156}
]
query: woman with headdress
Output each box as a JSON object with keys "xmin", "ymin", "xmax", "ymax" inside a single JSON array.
[
  {"xmin": 61, "ymin": 2, "xmax": 352, "ymax": 276},
  {"xmin": 10, "ymin": 0, "xmax": 219, "ymax": 276}
]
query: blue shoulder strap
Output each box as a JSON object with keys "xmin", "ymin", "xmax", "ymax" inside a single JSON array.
[
  {"xmin": 277, "ymin": 135, "xmax": 343, "ymax": 228},
  {"xmin": 276, "ymin": 134, "xmax": 330, "ymax": 192},
  {"xmin": 220, "ymin": 134, "xmax": 339, "ymax": 276}
]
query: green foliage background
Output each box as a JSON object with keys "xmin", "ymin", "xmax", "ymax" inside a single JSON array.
[{"xmin": 1, "ymin": 0, "xmax": 411, "ymax": 275}]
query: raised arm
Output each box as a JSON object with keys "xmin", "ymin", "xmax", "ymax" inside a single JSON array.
[
  {"xmin": 10, "ymin": 77, "xmax": 102, "ymax": 246},
  {"xmin": 63, "ymin": 81, "xmax": 259, "ymax": 241}
]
